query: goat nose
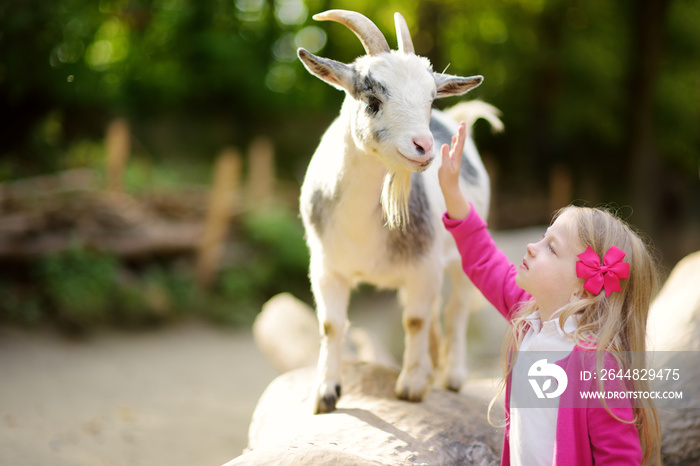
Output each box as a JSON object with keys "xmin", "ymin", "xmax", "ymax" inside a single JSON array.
[{"xmin": 413, "ymin": 135, "xmax": 434, "ymax": 156}]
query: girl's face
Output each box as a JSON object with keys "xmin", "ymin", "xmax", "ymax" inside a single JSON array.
[{"xmin": 515, "ymin": 210, "xmax": 584, "ymax": 320}]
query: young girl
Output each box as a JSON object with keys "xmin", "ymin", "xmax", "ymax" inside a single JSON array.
[{"xmin": 438, "ymin": 122, "xmax": 662, "ymax": 465}]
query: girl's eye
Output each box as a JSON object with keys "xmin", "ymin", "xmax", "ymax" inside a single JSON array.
[{"xmin": 541, "ymin": 234, "xmax": 556, "ymax": 254}]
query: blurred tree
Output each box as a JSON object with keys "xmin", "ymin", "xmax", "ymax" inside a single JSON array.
[
  {"xmin": 625, "ymin": 0, "xmax": 671, "ymax": 239},
  {"xmin": 0, "ymin": 0, "xmax": 698, "ymax": 261}
]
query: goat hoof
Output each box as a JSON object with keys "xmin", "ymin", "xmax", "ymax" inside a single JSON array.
[
  {"xmin": 313, "ymin": 382, "xmax": 341, "ymax": 414},
  {"xmin": 395, "ymin": 387, "xmax": 425, "ymax": 402},
  {"xmin": 442, "ymin": 367, "xmax": 468, "ymax": 392},
  {"xmin": 395, "ymin": 368, "xmax": 429, "ymax": 402},
  {"xmin": 445, "ymin": 381, "xmax": 461, "ymax": 392}
]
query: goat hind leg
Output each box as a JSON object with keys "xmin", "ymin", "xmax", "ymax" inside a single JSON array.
[{"xmin": 395, "ymin": 279, "xmax": 441, "ymax": 402}]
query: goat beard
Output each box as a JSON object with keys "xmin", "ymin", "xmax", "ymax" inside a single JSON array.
[{"xmin": 380, "ymin": 170, "xmax": 413, "ymax": 230}]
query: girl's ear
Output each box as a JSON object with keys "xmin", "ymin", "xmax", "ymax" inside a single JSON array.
[{"xmin": 569, "ymin": 288, "xmax": 592, "ymax": 303}]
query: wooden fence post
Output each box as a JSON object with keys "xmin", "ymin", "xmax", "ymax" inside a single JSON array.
[
  {"xmin": 246, "ymin": 136, "xmax": 276, "ymax": 207},
  {"xmin": 105, "ymin": 119, "xmax": 131, "ymax": 192},
  {"xmin": 196, "ymin": 149, "xmax": 241, "ymax": 289}
]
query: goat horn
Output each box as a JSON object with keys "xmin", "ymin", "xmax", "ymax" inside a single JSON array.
[
  {"xmin": 394, "ymin": 12, "xmax": 414, "ymax": 54},
  {"xmin": 314, "ymin": 10, "xmax": 390, "ymax": 56}
]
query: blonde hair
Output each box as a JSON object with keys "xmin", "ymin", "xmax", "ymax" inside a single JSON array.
[{"xmin": 489, "ymin": 205, "xmax": 662, "ymax": 465}]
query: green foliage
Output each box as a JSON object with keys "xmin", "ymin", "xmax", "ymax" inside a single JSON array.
[
  {"xmin": 0, "ymin": 282, "xmax": 43, "ymax": 327},
  {"xmin": 37, "ymin": 243, "xmax": 119, "ymax": 325},
  {"xmin": 242, "ymin": 207, "xmax": 309, "ymax": 272},
  {"xmin": 0, "ymin": 205, "xmax": 310, "ymax": 331},
  {"xmin": 2, "ymin": 0, "xmax": 697, "ymax": 191},
  {"xmin": 204, "ymin": 207, "xmax": 311, "ymax": 325},
  {"xmin": 1, "ymin": 0, "xmax": 698, "ymax": 327}
]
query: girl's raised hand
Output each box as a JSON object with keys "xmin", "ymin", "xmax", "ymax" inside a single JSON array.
[
  {"xmin": 438, "ymin": 121, "xmax": 466, "ymax": 189},
  {"xmin": 438, "ymin": 121, "xmax": 471, "ymax": 220}
]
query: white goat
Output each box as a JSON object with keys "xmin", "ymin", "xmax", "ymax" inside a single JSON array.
[{"xmin": 297, "ymin": 9, "xmax": 501, "ymax": 414}]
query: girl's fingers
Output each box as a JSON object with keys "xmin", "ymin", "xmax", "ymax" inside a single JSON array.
[
  {"xmin": 440, "ymin": 122, "xmax": 468, "ymax": 178},
  {"xmin": 450, "ymin": 122, "xmax": 467, "ymax": 160},
  {"xmin": 445, "ymin": 122, "xmax": 466, "ymax": 171}
]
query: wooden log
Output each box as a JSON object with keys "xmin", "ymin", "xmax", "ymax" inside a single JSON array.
[
  {"xmin": 0, "ymin": 164, "xmax": 212, "ymax": 262},
  {"xmin": 0, "ymin": 177, "xmax": 210, "ymax": 261},
  {"xmin": 232, "ymin": 291, "xmax": 502, "ymax": 465},
  {"xmin": 0, "ymin": 168, "xmax": 98, "ymax": 204},
  {"xmin": 224, "ymin": 361, "xmax": 503, "ymax": 465}
]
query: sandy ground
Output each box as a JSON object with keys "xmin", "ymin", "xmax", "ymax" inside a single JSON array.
[
  {"xmin": 0, "ymin": 227, "xmax": 541, "ymax": 466},
  {"xmin": 0, "ymin": 323, "xmax": 278, "ymax": 466}
]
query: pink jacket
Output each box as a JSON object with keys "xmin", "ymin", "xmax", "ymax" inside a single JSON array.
[{"xmin": 443, "ymin": 207, "xmax": 642, "ymax": 465}]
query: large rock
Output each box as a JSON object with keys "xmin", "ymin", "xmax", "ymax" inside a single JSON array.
[
  {"xmin": 252, "ymin": 293, "xmax": 397, "ymax": 373},
  {"xmin": 648, "ymin": 251, "xmax": 700, "ymax": 352},
  {"xmin": 252, "ymin": 293, "xmax": 321, "ymax": 373},
  {"xmin": 647, "ymin": 251, "xmax": 700, "ymax": 465},
  {"xmin": 229, "ymin": 251, "xmax": 700, "ymax": 465},
  {"xmin": 224, "ymin": 361, "xmax": 503, "ymax": 465}
]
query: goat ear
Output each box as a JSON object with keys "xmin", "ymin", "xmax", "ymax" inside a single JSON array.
[
  {"xmin": 298, "ymin": 48, "xmax": 355, "ymax": 92},
  {"xmin": 434, "ymin": 73, "xmax": 484, "ymax": 98}
]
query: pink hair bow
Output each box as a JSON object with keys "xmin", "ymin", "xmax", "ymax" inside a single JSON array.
[{"xmin": 576, "ymin": 245, "xmax": 630, "ymax": 297}]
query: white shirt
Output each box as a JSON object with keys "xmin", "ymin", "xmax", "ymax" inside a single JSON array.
[{"xmin": 510, "ymin": 309, "xmax": 579, "ymax": 466}]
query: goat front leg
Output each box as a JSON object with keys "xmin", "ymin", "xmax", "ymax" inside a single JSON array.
[
  {"xmin": 310, "ymin": 265, "xmax": 351, "ymax": 414},
  {"xmin": 440, "ymin": 264, "xmax": 474, "ymax": 391},
  {"xmin": 395, "ymin": 274, "xmax": 442, "ymax": 402}
]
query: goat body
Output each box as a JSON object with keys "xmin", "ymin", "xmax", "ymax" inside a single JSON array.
[{"xmin": 298, "ymin": 10, "xmax": 501, "ymax": 413}]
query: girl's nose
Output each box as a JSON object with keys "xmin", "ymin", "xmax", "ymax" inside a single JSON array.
[{"xmin": 526, "ymin": 243, "xmax": 535, "ymax": 257}]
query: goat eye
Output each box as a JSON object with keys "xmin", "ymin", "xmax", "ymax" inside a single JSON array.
[{"xmin": 366, "ymin": 96, "xmax": 382, "ymax": 115}]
